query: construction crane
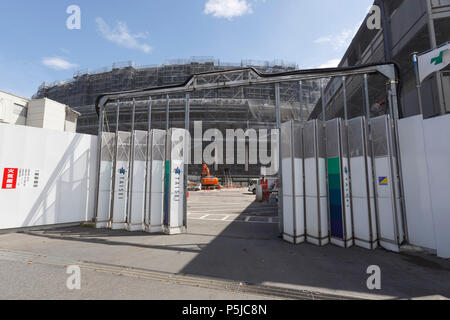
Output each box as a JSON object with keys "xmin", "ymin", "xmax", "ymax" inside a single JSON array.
[{"xmin": 202, "ymin": 163, "xmax": 220, "ymax": 190}]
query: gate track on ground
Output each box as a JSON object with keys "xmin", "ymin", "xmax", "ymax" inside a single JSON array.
[{"xmin": 0, "ymin": 249, "xmax": 364, "ymax": 300}]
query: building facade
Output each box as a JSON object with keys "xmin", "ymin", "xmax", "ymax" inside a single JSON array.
[
  {"xmin": 0, "ymin": 90, "xmax": 80, "ymax": 132},
  {"xmin": 34, "ymin": 58, "xmax": 322, "ymax": 180},
  {"xmin": 310, "ymin": 0, "xmax": 450, "ymax": 120}
]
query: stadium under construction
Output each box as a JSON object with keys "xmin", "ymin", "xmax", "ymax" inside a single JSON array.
[
  {"xmin": 34, "ymin": 58, "xmax": 323, "ymax": 181},
  {"xmin": 32, "ymin": 1, "xmax": 450, "ymax": 184}
]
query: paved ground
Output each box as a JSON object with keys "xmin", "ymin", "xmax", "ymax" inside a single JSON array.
[
  {"xmin": 0, "ymin": 189, "xmax": 449, "ymax": 300},
  {"xmin": 188, "ymin": 189, "xmax": 279, "ymax": 225}
]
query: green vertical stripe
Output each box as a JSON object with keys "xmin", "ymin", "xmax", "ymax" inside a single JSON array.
[
  {"xmin": 328, "ymin": 157, "xmax": 344, "ymax": 239},
  {"xmin": 327, "ymin": 157, "xmax": 340, "ymax": 174}
]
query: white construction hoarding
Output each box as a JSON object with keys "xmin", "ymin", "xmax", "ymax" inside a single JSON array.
[
  {"xmin": 398, "ymin": 114, "xmax": 450, "ymax": 258},
  {"xmin": 0, "ymin": 123, "xmax": 97, "ymax": 229}
]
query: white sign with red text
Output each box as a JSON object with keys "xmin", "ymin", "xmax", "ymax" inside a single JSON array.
[{"xmin": 1, "ymin": 168, "xmax": 40, "ymax": 190}]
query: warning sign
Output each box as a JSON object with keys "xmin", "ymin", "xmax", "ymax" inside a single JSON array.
[
  {"xmin": 1, "ymin": 168, "xmax": 40, "ymax": 190},
  {"xmin": 1, "ymin": 168, "xmax": 18, "ymax": 189},
  {"xmin": 378, "ymin": 176, "xmax": 388, "ymax": 186}
]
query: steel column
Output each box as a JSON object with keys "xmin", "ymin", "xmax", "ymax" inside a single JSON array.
[
  {"xmin": 364, "ymin": 74, "xmax": 371, "ymax": 120},
  {"xmin": 299, "ymin": 81, "xmax": 304, "ymax": 122},
  {"xmin": 321, "ymin": 79, "xmax": 326, "ymax": 122},
  {"xmin": 275, "ymin": 83, "xmax": 283, "ymax": 234},
  {"xmin": 342, "ymin": 76, "xmax": 354, "ymax": 246},
  {"xmin": 94, "ymin": 105, "xmax": 105, "ymax": 222},
  {"xmin": 362, "ymin": 117, "xmax": 376, "ymax": 248},
  {"xmin": 320, "ymin": 79, "xmax": 327, "ymax": 244},
  {"xmin": 389, "ymin": 80, "xmax": 408, "ymax": 242},
  {"xmin": 184, "ymin": 93, "xmax": 190, "ymax": 229},
  {"xmin": 412, "ymin": 53, "xmax": 424, "ymax": 115},
  {"xmin": 144, "ymin": 98, "xmax": 152, "ymax": 227},
  {"xmin": 166, "ymin": 94, "xmax": 170, "ymax": 131},
  {"xmin": 110, "ymin": 101, "xmax": 121, "ymax": 224},
  {"xmin": 290, "ymin": 121, "xmax": 297, "ymax": 240},
  {"xmin": 342, "ymin": 76, "xmax": 348, "ymax": 120},
  {"xmin": 126, "ymin": 99, "xmax": 136, "ymax": 224}
]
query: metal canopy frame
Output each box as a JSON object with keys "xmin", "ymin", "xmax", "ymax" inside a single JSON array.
[
  {"xmin": 95, "ymin": 63, "xmax": 398, "ymax": 113},
  {"xmin": 93, "ymin": 62, "xmax": 401, "ymax": 234}
]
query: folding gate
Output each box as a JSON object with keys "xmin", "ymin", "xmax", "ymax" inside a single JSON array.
[
  {"xmin": 96, "ymin": 132, "xmax": 115, "ymax": 229},
  {"xmin": 111, "ymin": 131, "xmax": 131, "ymax": 230},
  {"xmin": 281, "ymin": 121, "xmax": 305, "ymax": 244},
  {"xmin": 281, "ymin": 115, "xmax": 405, "ymax": 252},
  {"xmin": 94, "ymin": 125, "xmax": 186, "ymax": 234},
  {"xmin": 348, "ymin": 117, "xmax": 377, "ymax": 250},
  {"xmin": 370, "ymin": 115, "xmax": 404, "ymax": 252},
  {"xmin": 303, "ymin": 120, "xmax": 329, "ymax": 246},
  {"xmin": 91, "ymin": 62, "xmax": 403, "ymax": 248},
  {"xmin": 128, "ymin": 130, "xmax": 148, "ymax": 231},
  {"xmin": 147, "ymin": 129, "xmax": 166, "ymax": 233},
  {"xmin": 164, "ymin": 128, "xmax": 187, "ymax": 235},
  {"xmin": 326, "ymin": 118, "xmax": 353, "ymax": 248}
]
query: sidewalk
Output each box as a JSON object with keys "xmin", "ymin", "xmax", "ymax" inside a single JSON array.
[{"xmin": 0, "ymin": 190, "xmax": 449, "ymax": 300}]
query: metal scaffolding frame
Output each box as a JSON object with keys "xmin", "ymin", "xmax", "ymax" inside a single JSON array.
[{"xmin": 93, "ymin": 62, "xmax": 402, "ymax": 234}]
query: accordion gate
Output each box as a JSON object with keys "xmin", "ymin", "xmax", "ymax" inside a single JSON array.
[
  {"xmin": 93, "ymin": 63, "xmax": 404, "ymax": 243},
  {"xmin": 281, "ymin": 115, "xmax": 405, "ymax": 252}
]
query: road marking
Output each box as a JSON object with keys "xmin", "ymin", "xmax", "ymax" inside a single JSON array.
[{"xmin": 187, "ymin": 213, "xmax": 278, "ymax": 224}]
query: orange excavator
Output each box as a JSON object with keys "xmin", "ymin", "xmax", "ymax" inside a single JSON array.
[{"xmin": 202, "ymin": 163, "xmax": 220, "ymax": 190}]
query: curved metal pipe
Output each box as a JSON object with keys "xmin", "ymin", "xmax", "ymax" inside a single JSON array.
[{"xmin": 95, "ymin": 62, "xmax": 401, "ymax": 117}]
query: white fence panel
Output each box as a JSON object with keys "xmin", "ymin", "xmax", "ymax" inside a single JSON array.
[
  {"xmin": 0, "ymin": 123, "xmax": 98, "ymax": 230},
  {"xmin": 423, "ymin": 115, "xmax": 450, "ymax": 259},
  {"xmin": 398, "ymin": 114, "xmax": 450, "ymax": 258},
  {"xmin": 398, "ymin": 115, "xmax": 436, "ymax": 250}
]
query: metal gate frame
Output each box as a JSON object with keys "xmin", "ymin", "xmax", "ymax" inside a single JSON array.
[{"xmin": 93, "ymin": 63, "xmax": 404, "ymax": 236}]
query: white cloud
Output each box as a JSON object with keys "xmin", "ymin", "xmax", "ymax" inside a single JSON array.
[
  {"xmin": 96, "ymin": 17, "xmax": 152, "ymax": 54},
  {"xmin": 204, "ymin": 0, "xmax": 253, "ymax": 19},
  {"xmin": 317, "ymin": 59, "xmax": 341, "ymax": 69},
  {"xmin": 42, "ymin": 57, "xmax": 78, "ymax": 70},
  {"xmin": 314, "ymin": 26, "xmax": 359, "ymax": 50}
]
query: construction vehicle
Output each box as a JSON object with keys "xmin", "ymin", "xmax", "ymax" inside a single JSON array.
[
  {"xmin": 187, "ymin": 180, "xmax": 202, "ymax": 191},
  {"xmin": 202, "ymin": 163, "xmax": 220, "ymax": 190},
  {"xmin": 248, "ymin": 179, "xmax": 259, "ymax": 194}
]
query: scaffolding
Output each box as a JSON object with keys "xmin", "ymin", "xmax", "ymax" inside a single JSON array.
[{"xmin": 33, "ymin": 58, "xmax": 322, "ymax": 180}]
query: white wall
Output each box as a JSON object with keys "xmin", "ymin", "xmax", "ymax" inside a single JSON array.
[
  {"xmin": 422, "ymin": 115, "xmax": 450, "ymax": 259},
  {"xmin": 0, "ymin": 123, "xmax": 98, "ymax": 230},
  {"xmin": 0, "ymin": 91, "xmax": 79, "ymax": 132},
  {"xmin": 27, "ymin": 98, "xmax": 66, "ymax": 132},
  {"xmin": 398, "ymin": 115, "xmax": 450, "ymax": 258},
  {"xmin": 0, "ymin": 91, "xmax": 28, "ymax": 125},
  {"xmin": 398, "ymin": 116, "xmax": 436, "ymax": 250},
  {"xmin": 64, "ymin": 114, "xmax": 78, "ymax": 133}
]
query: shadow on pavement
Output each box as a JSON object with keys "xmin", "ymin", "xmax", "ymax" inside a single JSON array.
[
  {"xmin": 180, "ymin": 192, "xmax": 450, "ymax": 300},
  {"xmin": 9, "ymin": 190, "xmax": 450, "ymax": 300}
]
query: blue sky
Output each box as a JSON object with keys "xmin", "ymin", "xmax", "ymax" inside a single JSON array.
[{"xmin": 0, "ymin": 0, "xmax": 374, "ymax": 98}]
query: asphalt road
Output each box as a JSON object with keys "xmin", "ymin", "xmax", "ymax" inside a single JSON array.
[{"xmin": 0, "ymin": 189, "xmax": 449, "ymax": 300}]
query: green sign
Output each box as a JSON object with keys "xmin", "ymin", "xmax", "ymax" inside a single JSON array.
[{"xmin": 431, "ymin": 51, "xmax": 444, "ymax": 66}]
